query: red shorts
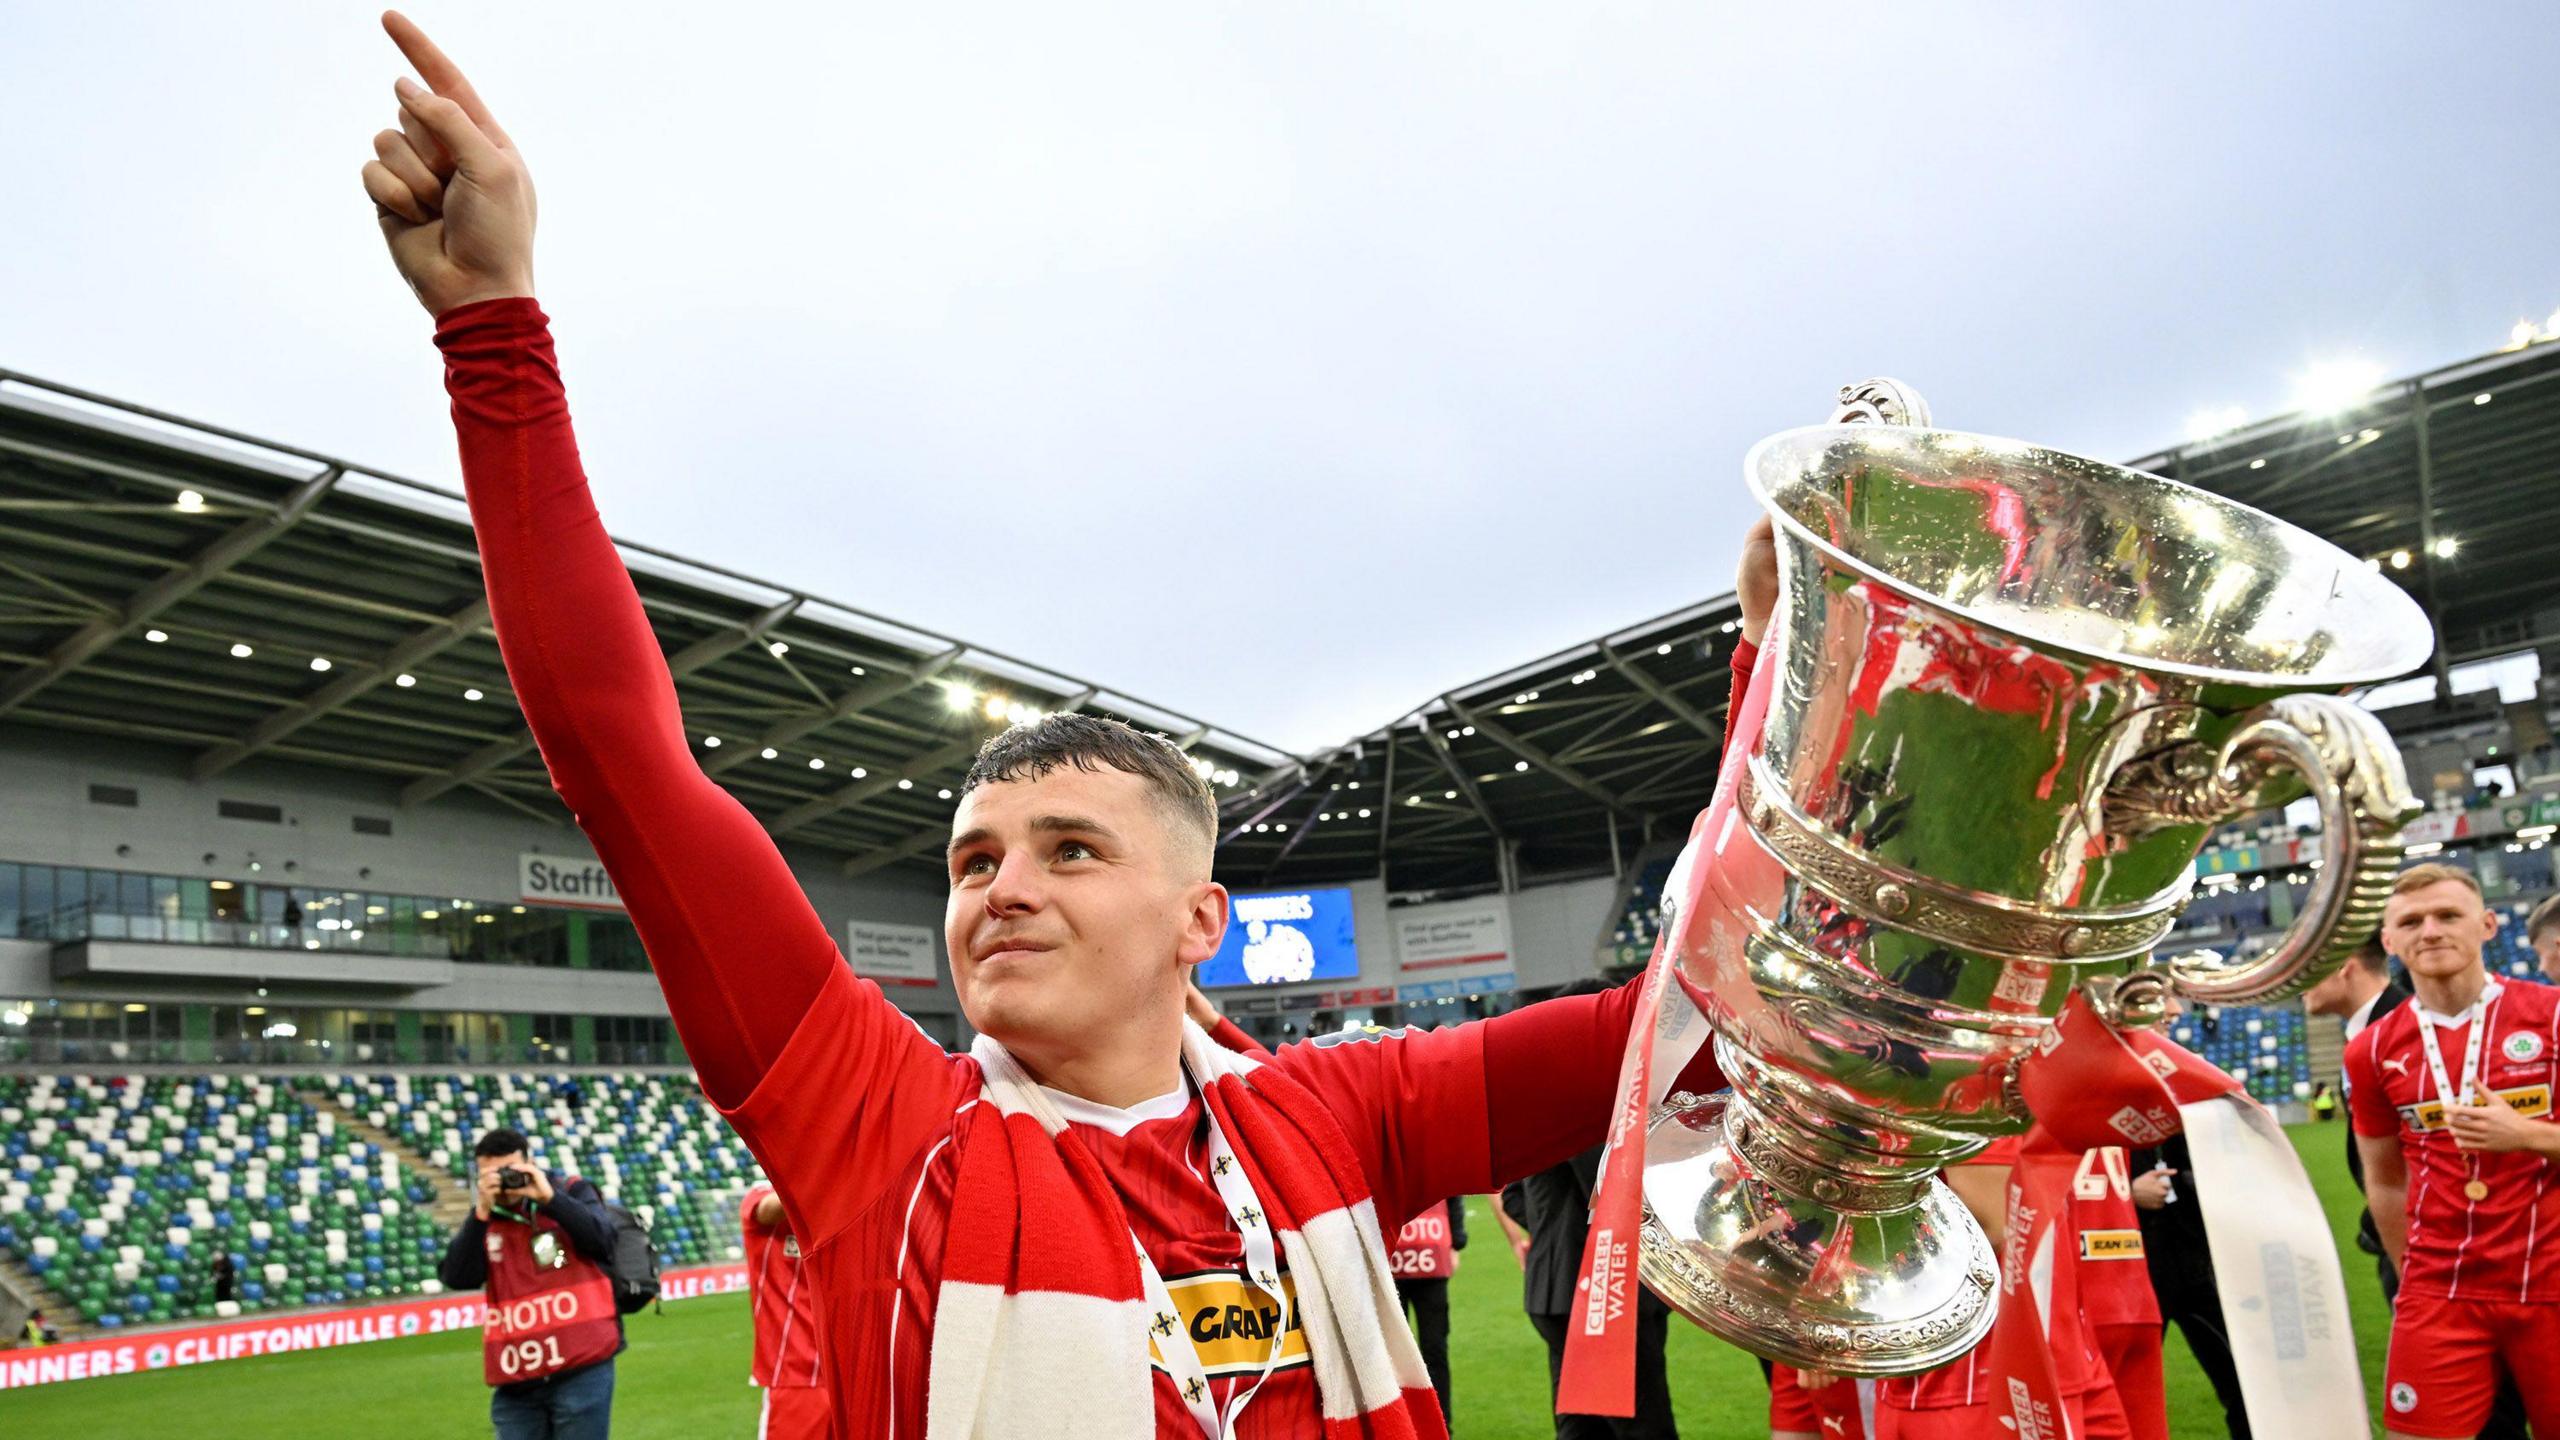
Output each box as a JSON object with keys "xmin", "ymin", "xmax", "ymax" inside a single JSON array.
[
  {"xmin": 1884, "ymin": 1393, "xmax": 2099, "ymax": 1434},
  {"xmin": 758, "ymin": 1384, "xmax": 834, "ymax": 1440},
  {"xmin": 2094, "ymin": 1322, "xmax": 2165, "ymax": 1440},
  {"xmin": 2384, "ymin": 1292, "xmax": 2560, "ymax": 1438},
  {"xmin": 1769, "ymin": 1363, "xmax": 1868, "ymax": 1436}
]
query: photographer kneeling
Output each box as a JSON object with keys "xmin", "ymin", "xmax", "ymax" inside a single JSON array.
[{"xmin": 439, "ymin": 1127, "xmax": 624, "ymax": 1440}]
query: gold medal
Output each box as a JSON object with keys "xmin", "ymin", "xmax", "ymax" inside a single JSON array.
[{"xmin": 2466, "ymin": 1178, "xmax": 2491, "ymax": 1202}]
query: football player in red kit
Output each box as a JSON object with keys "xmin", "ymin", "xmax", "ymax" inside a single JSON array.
[
  {"xmin": 358, "ymin": 16, "xmax": 1763, "ymax": 1434},
  {"xmin": 1769, "ymin": 1361, "xmax": 1873, "ymax": 1440},
  {"xmin": 2070, "ymin": 1145, "xmax": 2165, "ymax": 1440},
  {"xmin": 2350, "ymin": 863, "xmax": 2560, "ymax": 1440},
  {"xmin": 741, "ymin": 1181, "xmax": 831, "ymax": 1440},
  {"xmin": 1873, "ymin": 1137, "xmax": 2132, "ymax": 1440}
]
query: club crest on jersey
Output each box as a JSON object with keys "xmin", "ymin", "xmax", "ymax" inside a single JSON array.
[
  {"xmin": 2391, "ymin": 1382, "xmax": 2418, "ymax": 1413},
  {"xmin": 781, "ymin": 1235, "xmax": 800, "ymax": 1259},
  {"xmin": 2505, "ymin": 1031, "xmax": 2545, "ymax": 1063}
]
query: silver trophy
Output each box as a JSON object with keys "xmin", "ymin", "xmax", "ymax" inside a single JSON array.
[{"xmin": 1636, "ymin": 381, "xmax": 2429, "ymax": 1374}]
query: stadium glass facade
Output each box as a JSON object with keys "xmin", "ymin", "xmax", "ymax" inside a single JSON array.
[
  {"xmin": 0, "ymin": 857, "xmax": 681, "ymax": 1067},
  {"xmin": 0, "ymin": 1001, "xmax": 677, "ymax": 1069},
  {"xmin": 0, "ymin": 858, "xmax": 651, "ymax": 972}
]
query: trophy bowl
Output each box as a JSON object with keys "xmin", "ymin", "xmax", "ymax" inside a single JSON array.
[{"xmin": 1636, "ymin": 403, "xmax": 2431, "ymax": 1374}]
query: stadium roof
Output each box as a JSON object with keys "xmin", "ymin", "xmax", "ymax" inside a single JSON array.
[
  {"xmin": 0, "ymin": 370, "xmax": 1294, "ymax": 875},
  {"xmin": 1220, "ymin": 338, "xmax": 2560, "ymax": 897},
  {"xmin": 5, "ymin": 335, "xmax": 2557, "ymax": 893}
]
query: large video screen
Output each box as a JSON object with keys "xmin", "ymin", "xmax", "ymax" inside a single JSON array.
[{"xmin": 1197, "ymin": 886, "xmax": 1360, "ymax": 988}]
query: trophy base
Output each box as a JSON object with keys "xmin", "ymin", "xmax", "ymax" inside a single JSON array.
[{"xmin": 1637, "ymin": 1091, "xmax": 1998, "ymax": 1377}]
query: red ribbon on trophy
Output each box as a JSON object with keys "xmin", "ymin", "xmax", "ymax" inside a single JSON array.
[
  {"xmin": 1998, "ymin": 992, "xmax": 2366, "ymax": 1440},
  {"xmin": 1556, "ymin": 642, "xmax": 1780, "ymax": 1416},
  {"xmin": 1980, "ymin": 999, "xmax": 2246, "ymax": 1439}
]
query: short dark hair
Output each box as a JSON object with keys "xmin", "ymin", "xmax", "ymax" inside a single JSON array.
[
  {"xmin": 2530, "ymin": 894, "xmax": 2560, "ymax": 943},
  {"xmin": 961, "ymin": 714, "xmax": 1218, "ymax": 856},
  {"xmin": 2348, "ymin": 936, "xmax": 2389, "ymax": 975},
  {"xmin": 474, "ymin": 1127, "xmax": 530, "ymax": 1159}
]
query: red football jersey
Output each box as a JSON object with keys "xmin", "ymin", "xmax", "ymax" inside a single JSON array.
[
  {"xmin": 742, "ymin": 1182, "xmax": 823, "ymax": 1389},
  {"xmin": 726, "ymin": 968, "xmax": 1709, "ymax": 1438},
  {"xmin": 2347, "ymin": 978, "xmax": 2560, "ymax": 1302},
  {"xmin": 788, "ymin": 1055, "xmax": 1320, "ymax": 1436},
  {"xmin": 1879, "ymin": 1135, "xmax": 2111, "ymax": 1410},
  {"xmin": 2070, "ymin": 1146, "xmax": 2160, "ymax": 1328}
]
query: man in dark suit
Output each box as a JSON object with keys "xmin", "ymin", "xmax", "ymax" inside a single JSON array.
[
  {"xmin": 1494, "ymin": 979, "xmax": 1677, "ymax": 1440},
  {"xmin": 2307, "ymin": 938, "xmax": 2412, "ymax": 1294},
  {"xmin": 2306, "ymin": 938, "xmax": 2525, "ymax": 1440},
  {"xmin": 2129, "ymin": 1128, "xmax": 2251, "ymax": 1439}
]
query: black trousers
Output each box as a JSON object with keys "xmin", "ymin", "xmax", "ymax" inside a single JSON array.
[
  {"xmin": 1528, "ymin": 1307, "xmax": 1677, "ymax": 1440},
  {"xmin": 2150, "ymin": 1262, "xmax": 2252, "ymax": 1440},
  {"xmin": 1397, "ymin": 1279, "xmax": 1453, "ymax": 1424}
]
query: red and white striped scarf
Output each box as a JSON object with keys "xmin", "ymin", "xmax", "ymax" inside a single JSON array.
[{"xmin": 926, "ymin": 1020, "xmax": 1447, "ymax": 1439}]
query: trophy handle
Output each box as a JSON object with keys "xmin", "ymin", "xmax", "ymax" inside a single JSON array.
[
  {"xmin": 1830, "ymin": 378, "xmax": 1933, "ymax": 427},
  {"xmin": 2106, "ymin": 694, "xmax": 2421, "ymax": 1004}
]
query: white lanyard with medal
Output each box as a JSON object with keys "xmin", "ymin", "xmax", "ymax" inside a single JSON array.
[
  {"xmin": 2417, "ymin": 992, "xmax": 2493, "ymax": 1201},
  {"xmin": 1133, "ymin": 1075, "xmax": 1292, "ymax": 1440}
]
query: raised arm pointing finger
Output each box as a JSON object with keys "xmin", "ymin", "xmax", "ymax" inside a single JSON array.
[
  {"xmin": 383, "ymin": 10, "xmax": 515, "ymax": 149},
  {"xmin": 365, "ymin": 11, "xmax": 535, "ymax": 317}
]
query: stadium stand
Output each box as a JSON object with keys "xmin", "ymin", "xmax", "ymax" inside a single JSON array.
[
  {"xmin": 0, "ymin": 1068, "xmax": 763, "ymax": 1342},
  {"xmin": 0, "ymin": 1074, "xmax": 444, "ymax": 1331},
  {"xmin": 334, "ymin": 1071, "xmax": 760, "ymax": 1270},
  {"xmin": 2, "ymin": 283, "xmax": 2556, "ymax": 1385}
]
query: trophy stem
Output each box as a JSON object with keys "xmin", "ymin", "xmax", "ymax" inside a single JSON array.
[{"xmin": 1639, "ymin": 1087, "xmax": 1999, "ymax": 1376}]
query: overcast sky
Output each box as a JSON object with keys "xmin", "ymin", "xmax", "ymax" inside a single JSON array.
[{"xmin": 5, "ymin": 4, "xmax": 2556, "ymax": 753}]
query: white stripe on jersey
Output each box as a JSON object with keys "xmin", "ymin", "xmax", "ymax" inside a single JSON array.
[{"xmin": 887, "ymin": 1100, "xmax": 971, "ymax": 1440}]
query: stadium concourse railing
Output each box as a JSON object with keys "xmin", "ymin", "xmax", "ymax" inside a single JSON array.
[{"xmin": 0, "ymin": 1069, "xmax": 763, "ymax": 1372}]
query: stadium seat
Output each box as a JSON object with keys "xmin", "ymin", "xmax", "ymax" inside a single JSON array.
[
  {"xmin": 338, "ymin": 1070, "xmax": 764, "ymax": 1269},
  {"xmin": 0, "ymin": 1074, "xmax": 460, "ymax": 1331}
]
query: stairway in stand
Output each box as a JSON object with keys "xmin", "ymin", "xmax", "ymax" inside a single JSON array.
[
  {"xmin": 0, "ymin": 1251, "xmax": 85, "ymax": 1342},
  {"xmin": 2304, "ymin": 1006, "xmax": 2349, "ymax": 1096},
  {"xmin": 304, "ymin": 1091, "xmax": 475, "ymax": 1230}
]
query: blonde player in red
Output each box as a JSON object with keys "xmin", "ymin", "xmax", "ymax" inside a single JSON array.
[
  {"xmin": 740, "ymin": 1180, "xmax": 830, "ymax": 1440},
  {"xmin": 2350, "ymin": 863, "xmax": 2560, "ymax": 1440},
  {"xmin": 2069, "ymin": 1145, "xmax": 2165, "ymax": 1440}
]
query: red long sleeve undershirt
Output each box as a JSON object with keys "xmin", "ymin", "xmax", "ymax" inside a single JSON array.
[
  {"xmin": 438, "ymin": 298, "xmax": 837, "ymax": 1106},
  {"xmin": 436, "ymin": 296, "xmax": 1754, "ymax": 1187}
]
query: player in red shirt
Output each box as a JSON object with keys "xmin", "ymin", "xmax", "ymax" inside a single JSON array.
[
  {"xmin": 742, "ymin": 1181, "xmax": 830, "ymax": 1440},
  {"xmin": 2349, "ymin": 863, "xmax": 2560, "ymax": 1440},
  {"xmin": 1769, "ymin": 1361, "xmax": 1873, "ymax": 1440},
  {"xmin": 2070, "ymin": 1145, "xmax": 2164, "ymax": 1440},
  {"xmin": 358, "ymin": 18, "xmax": 1760, "ymax": 1434},
  {"xmin": 1873, "ymin": 1137, "xmax": 2132, "ymax": 1440}
]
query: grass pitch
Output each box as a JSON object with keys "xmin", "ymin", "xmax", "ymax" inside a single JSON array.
[{"xmin": 4, "ymin": 1122, "xmax": 2390, "ymax": 1438}]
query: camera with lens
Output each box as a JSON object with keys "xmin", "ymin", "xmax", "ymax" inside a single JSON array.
[{"xmin": 497, "ymin": 1166, "xmax": 534, "ymax": 1191}]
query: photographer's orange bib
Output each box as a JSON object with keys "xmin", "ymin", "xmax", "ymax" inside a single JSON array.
[{"xmin": 479, "ymin": 1207, "xmax": 620, "ymax": 1386}]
